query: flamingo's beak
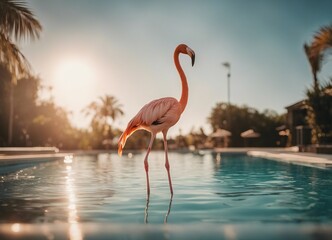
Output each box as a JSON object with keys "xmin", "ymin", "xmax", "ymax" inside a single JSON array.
[{"xmin": 186, "ymin": 47, "xmax": 195, "ymax": 66}]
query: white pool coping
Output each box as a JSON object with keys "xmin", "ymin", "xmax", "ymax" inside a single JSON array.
[
  {"xmin": 213, "ymin": 147, "xmax": 332, "ymax": 168},
  {"xmin": 0, "ymin": 153, "xmax": 71, "ymax": 167},
  {"xmin": 247, "ymin": 150, "xmax": 332, "ymax": 168}
]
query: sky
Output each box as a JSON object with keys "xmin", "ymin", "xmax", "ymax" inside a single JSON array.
[{"xmin": 21, "ymin": 0, "xmax": 332, "ymax": 137}]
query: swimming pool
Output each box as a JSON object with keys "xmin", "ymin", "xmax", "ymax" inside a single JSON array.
[{"xmin": 0, "ymin": 151, "xmax": 332, "ymax": 238}]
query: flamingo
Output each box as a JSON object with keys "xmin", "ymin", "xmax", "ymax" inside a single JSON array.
[{"xmin": 118, "ymin": 43, "xmax": 195, "ymax": 197}]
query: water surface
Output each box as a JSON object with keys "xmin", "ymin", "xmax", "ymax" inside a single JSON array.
[{"xmin": 1, "ymin": 152, "xmax": 331, "ymax": 224}]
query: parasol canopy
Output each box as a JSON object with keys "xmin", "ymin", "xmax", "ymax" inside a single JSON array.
[
  {"xmin": 240, "ymin": 129, "xmax": 260, "ymax": 138},
  {"xmin": 211, "ymin": 128, "xmax": 232, "ymax": 138}
]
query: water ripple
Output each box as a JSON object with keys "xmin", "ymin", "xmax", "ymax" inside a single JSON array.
[{"xmin": 0, "ymin": 152, "xmax": 332, "ymax": 224}]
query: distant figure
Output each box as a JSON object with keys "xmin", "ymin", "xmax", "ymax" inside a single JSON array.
[{"xmin": 118, "ymin": 44, "xmax": 195, "ymax": 197}]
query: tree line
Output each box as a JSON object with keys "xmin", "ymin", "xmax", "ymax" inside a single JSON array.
[{"xmin": 0, "ymin": 67, "xmax": 286, "ymax": 149}]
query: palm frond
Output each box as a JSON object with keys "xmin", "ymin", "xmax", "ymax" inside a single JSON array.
[
  {"xmin": 311, "ymin": 25, "xmax": 332, "ymax": 53},
  {"xmin": 304, "ymin": 43, "xmax": 322, "ymax": 73},
  {"xmin": 0, "ymin": 31, "xmax": 30, "ymax": 82},
  {"xmin": 0, "ymin": 0, "xmax": 42, "ymax": 41}
]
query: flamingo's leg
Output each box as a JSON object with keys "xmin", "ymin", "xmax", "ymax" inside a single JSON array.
[
  {"xmin": 162, "ymin": 131, "xmax": 173, "ymax": 196},
  {"xmin": 144, "ymin": 133, "xmax": 155, "ymax": 197}
]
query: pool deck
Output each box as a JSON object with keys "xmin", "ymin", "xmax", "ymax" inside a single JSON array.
[
  {"xmin": 247, "ymin": 150, "xmax": 332, "ymax": 168},
  {"xmin": 0, "ymin": 152, "xmax": 70, "ymax": 165},
  {"xmin": 0, "ymin": 147, "xmax": 72, "ymax": 174},
  {"xmin": 215, "ymin": 147, "xmax": 332, "ymax": 168}
]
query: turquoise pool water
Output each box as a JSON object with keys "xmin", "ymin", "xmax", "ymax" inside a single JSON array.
[{"xmin": 1, "ymin": 151, "xmax": 332, "ymax": 226}]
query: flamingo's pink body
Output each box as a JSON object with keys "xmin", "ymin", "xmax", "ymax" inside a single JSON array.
[{"xmin": 118, "ymin": 44, "xmax": 195, "ymax": 196}]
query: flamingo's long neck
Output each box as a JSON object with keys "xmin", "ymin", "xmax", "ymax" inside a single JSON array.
[{"xmin": 174, "ymin": 49, "xmax": 188, "ymax": 113}]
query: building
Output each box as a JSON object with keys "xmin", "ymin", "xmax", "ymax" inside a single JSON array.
[{"xmin": 285, "ymin": 100, "xmax": 311, "ymax": 148}]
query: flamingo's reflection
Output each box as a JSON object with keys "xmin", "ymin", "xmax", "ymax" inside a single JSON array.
[
  {"xmin": 144, "ymin": 197, "xmax": 149, "ymax": 224},
  {"xmin": 144, "ymin": 195, "xmax": 173, "ymax": 224},
  {"xmin": 164, "ymin": 195, "xmax": 173, "ymax": 223}
]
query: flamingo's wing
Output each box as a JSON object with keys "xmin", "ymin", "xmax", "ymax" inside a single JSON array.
[
  {"xmin": 118, "ymin": 97, "xmax": 178, "ymax": 156},
  {"xmin": 139, "ymin": 97, "xmax": 178, "ymax": 126}
]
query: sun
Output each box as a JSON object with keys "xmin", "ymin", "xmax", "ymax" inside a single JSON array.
[
  {"xmin": 51, "ymin": 57, "xmax": 98, "ymax": 126},
  {"xmin": 52, "ymin": 58, "xmax": 96, "ymax": 106}
]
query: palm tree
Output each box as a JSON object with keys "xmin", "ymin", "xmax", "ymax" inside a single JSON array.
[
  {"xmin": 83, "ymin": 95, "xmax": 124, "ymax": 143},
  {"xmin": 304, "ymin": 25, "xmax": 332, "ymax": 90},
  {"xmin": 0, "ymin": 0, "xmax": 42, "ymax": 145},
  {"xmin": 304, "ymin": 25, "xmax": 332, "ymax": 144}
]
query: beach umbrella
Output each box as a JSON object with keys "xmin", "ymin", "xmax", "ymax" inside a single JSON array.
[
  {"xmin": 210, "ymin": 128, "xmax": 232, "ymax": 148},
  {"xmin": 211, "ymin": 128, "xmax": 232, "ymax": 138},
  {"xmin": 240, "ymin": 129, "xmax": 260, "ymax": 138}
]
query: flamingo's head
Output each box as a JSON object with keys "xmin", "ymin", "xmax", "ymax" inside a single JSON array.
[{"xmin": 178, "ymin": 44, "xmax": 195, "ymax": 66}]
